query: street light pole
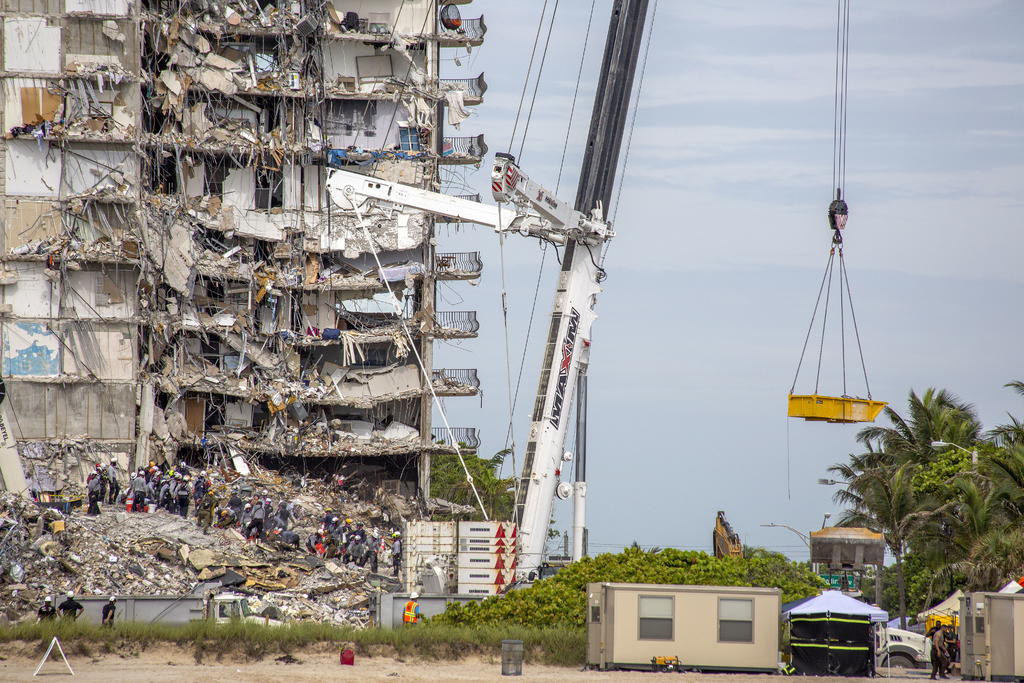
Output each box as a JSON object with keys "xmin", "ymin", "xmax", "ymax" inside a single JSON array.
[
  {"xmin": 931, "ymin": 440, "xmax": 978, "ymax": 466},
  {"xmin": 760, "ymin": 523, "xmax": 810, "ymax": 549}
]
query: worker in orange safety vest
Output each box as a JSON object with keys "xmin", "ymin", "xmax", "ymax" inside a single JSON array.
[{"xmin": 403, "ymin": 592, "xmax": 422, "ymax": 625}]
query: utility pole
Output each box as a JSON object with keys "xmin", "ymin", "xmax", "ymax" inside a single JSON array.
[{"xmin": 568, "ymin": 0, "xmax": 651, "ymax": 561}]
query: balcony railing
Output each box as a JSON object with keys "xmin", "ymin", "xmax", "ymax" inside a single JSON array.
[
  {"xmin": 434, "ymin": 310, "xmax": 480, "ymax": 335},
  {"xmin": 432, "ymin": 368, "xmax": 481, "ymax": 390},
  {"xmin": 431, "ymin": 427, "xmax": 481, "ymax": 450},
  {"xmin": 439, "ymin": 73, "xmax": 488, "ymax": 101},
  {"xmin": 441, "ymin": 134, "xmax": 488, "ymax": 161},
  {"xmin": 435, "ymin": 251, "xmax": 483, "ymax": 275},
  {"xmin": 438, "ymin": 16, "xmax": 487, "ymax": 44}
]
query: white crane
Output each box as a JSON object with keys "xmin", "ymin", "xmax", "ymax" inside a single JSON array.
[{"xmin": 326, "ymin": 152, "xmax": 610, "ymax": 581}]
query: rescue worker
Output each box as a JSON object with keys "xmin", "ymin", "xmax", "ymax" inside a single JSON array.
[
  {"xmin": 101, "ymin": 596, "xmax": 116, "ymax": 626},
  {"xmin": 246, "ymin": 499, "xmax": 266, "ymax": 540},
  {"xmin": 402, "ymin": 592, "xmax": 422, "ymax": 625},
  {"xmin": 193, "ymin": 471, "xmax": 210, "ymax": 508},
  {"xmin": 104, "ymin": 462, "xmax": 120, "ymax": 504},
  {"xmin": 321, "ymin": 507, "xmax": 334, "ymax": 528},
  {"xmin": 37, "ymin": 596, "xmax": 57, "ymax": 621},
  {"xmin": 131, "ymin": 469, "xmax": 147, "ymax": 511},
  {"xmin": 196, "ymin": 490, "xmax": 217, "ymax": 532},
  {"xmin": 391, "ymin": 531, "xmax": 402, "ymax": 575},
  {"xmin": 158, "ymin": 475, "xmax": 173, "ymax": 510},
  {"xmin": 239, "ymin": 502, "xmax": 253, "ymax": 530},
  {"xmin": 215, "ymin": 507, "xmax": 236, "ymax": 529},
  {"xmin": 274, "ymin": 501, "xmax": 291, "ymax": 531},
  {"xmin": 175, "ymin": 476, "xmax": 191, "ymax": 518},
  {"xmin": 86, "ymin": 470, "xmax": 103, "ymax": 515},
  {"xmin": 930, "ymin": 623, "xmax": 949, "ymax": 679},
  {"xmin": 58, "ymin": 591, "xmax": 83, "ymax": 619}
]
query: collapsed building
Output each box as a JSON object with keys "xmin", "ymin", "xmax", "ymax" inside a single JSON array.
[{"xmin": 0, "ymin": 0, "xmax": 487, "ymax": 498}]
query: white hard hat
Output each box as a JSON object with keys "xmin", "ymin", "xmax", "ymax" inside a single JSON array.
[
  {"xmin": 109, "ymin": 596, "xmax": 116, "ymax": 602},
  {"xmin": 410, "ymin": 592, "xmax": 419, "ymax": 600},
  {"xmin": 66, "ymin": 591, "xmax": 74, "ymax": 598},
  {"xmin": 44, "ymin": 596, "xmax": 52, "ymax": 602}
]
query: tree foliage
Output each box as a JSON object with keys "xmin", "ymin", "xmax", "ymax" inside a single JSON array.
[
  {"xmin": 435, "ymin": 547, "xmax": 824, "ymax": 628},
  {"xmin": 828, "ymin": 381, "xmax": 1024, "ymax": 625},
  {"xmin": 430, "ymin": 450, "xmax": 516, "ymax": 521}
]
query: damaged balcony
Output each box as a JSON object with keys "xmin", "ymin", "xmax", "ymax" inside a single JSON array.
[
  {"xmin": 438, "ymin": 17, "xmax": 487, "ymax": 48},
  {"xmin": 435, "ymin": 251, "xmax": 483, "ymax": 280},
  {"xmin": 439, "ymin": 74, "xmax": 488, "ymax": 106},
  {"xmin": 431, "ymin": 368, "xmax": 480, "ymax": 397},
  {"xmin": 432, "ymin": 310, "xmax": 479, "ymax": 339},
  {"xmin": 440, "ymin": 135, "xmax": 488, "ymax": 165},
  {"xmin": 430, "ymin": 427, "xmax": 480, "ymax": 452}
]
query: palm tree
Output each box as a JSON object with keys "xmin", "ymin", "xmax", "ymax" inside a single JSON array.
[
  {"xmin": 989, "ymin": 381, "xmax": 1024, "ymax": 447},
  {"xmin": 856, "ymin": 388, "xmax": 981, "ymax": 465},
  {"xmin": 832, "ymin": 464, "xmax": 939, "ymax": 628}
]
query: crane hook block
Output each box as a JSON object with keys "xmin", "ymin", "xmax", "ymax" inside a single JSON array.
[
  {"xmin": 828, "ymin": 189, "xmax": 848, "ymax": 231},
  {"xmin": 788, "ymin": 394, "xmax": 886, "ymax": 423}
]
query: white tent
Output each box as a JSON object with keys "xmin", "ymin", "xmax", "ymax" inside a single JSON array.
[
  {"xmin": 917, "ymin": 590, "xmax": 963, "ymax": 623},
  {"xmin": 998, "ymin": 580, "xmax": 1024, "ymax": 594},
  {"xmin": 783, "ymin": 590, "xmax": 889, "ymax": 623}
]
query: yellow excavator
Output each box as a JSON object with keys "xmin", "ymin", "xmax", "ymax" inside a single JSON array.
[{"xmin": 713, "ymin": 511, "xmax": 743, "ymax": 559}]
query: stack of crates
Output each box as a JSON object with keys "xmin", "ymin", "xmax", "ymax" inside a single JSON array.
[
  {"xmin": 456, "ymin": 521, "xmax": 518, "ymax": 596},
  {"xmin": 402, "ymin": 520, "xmax": 457, "ymax": 593}
]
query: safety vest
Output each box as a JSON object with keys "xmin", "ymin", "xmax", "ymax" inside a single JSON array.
[{"xmin": 403, "ymin": 600, "xmax": 419, "ymax": 624}]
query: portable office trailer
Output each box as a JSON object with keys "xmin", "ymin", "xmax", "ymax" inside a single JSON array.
[
  {"xmin": 586, "ymin": 583, "xmax": 781, "ymax": 672},
  {"xmin": 962, "ymin": 591, "xmax": 1024, "ymax": 681}
]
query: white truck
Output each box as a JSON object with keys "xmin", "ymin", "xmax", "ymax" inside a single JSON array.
[
  {"xmin": 881, "ymin": 627, "xmax": 929, "ymax": 669},
  {"xmin": 71, "ymin": 591, "xmax": 283, "ymax": 626}
]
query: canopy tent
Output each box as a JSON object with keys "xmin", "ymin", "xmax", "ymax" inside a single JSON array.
[
  {"xmin": 783, "ymin": 590, "xmax": 889, "ymax": 623},
  {"xmin": 998, "ymin": 579, "xmax": 1024, "ymax": 594},
  {"xmin": 917, "ymin": 590, "xmax": 963, "ymax": 623}
]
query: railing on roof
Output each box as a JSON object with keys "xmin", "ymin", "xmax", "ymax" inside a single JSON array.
[
  {"xmin": 434, "ymin": 310, "xmax": 480, "ymax": 335},
  {"xmin": 438, "ymin": 17, "xmax": 487, "ymax": 43},
  {"xmin": 431, "ymin": 427, "xmax": 481, "ymax": 450},
  {"xmin": 439, "ymin": 73, "xmax": 488, "ymax": 99},
  {"xmin": 435, "ymin": 251, "xmax": 483, "ymax": 274},
  {"xmin": 442, "ymin": 135, "xmax": 488, "ymax": 159},
  {"xmin": 432, "ymin": 368, "xmax": 481, "ymax": 390}
]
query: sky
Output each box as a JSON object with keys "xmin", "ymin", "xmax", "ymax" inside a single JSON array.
[{"xmin": 431, "ymin": 0, "xmax": 1024, "ymax": 562}]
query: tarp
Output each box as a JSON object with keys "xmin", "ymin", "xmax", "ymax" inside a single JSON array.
[
  {"xmin": 783, "ymin": 590, "xmax": 889, "ymax": 623},
  {"xmin": 917, "ymin": 590, "xmax": 963, "ymax": 622}
]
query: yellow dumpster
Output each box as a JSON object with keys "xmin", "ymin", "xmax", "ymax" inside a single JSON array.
[{"xmin": 788, "ymin": 394, "xmax": 886, "ymax": 423}]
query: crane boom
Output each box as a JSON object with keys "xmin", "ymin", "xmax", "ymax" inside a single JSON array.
[{"xmin": 325, "ymin": 153, "xmax": 610, "ymax": 582}]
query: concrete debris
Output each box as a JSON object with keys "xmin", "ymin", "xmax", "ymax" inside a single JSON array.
[{"xmin": 0, "ymin": 463, "xmax": 408, "ymax": 626}]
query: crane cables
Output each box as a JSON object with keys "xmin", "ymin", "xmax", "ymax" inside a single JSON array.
[{"xmin": 789, "ymin": 0, "xmax": 883, "ymax": 423}]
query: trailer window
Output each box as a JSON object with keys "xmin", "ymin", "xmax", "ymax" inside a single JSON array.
[
  {"xmin": 719, "ymin": 598, "xmax": 753, "ymax": 642},
  {"xmin": 638, "ymin": 596, "xmax": 673, "ymax": 640},
  {"xmin": 590, "ymin": 605, "xmax": 600, "ymax": 623}
]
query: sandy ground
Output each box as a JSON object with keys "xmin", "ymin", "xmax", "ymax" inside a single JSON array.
[{"xmin": 0, "ymin": 646, "xmax": 936, "ymax": 682}]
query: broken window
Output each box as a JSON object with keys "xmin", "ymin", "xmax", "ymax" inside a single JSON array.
[
  {"xmin": 146, "ymin": 149, "xmax": 178, "ymax": 194},
  {"xmin": 204, "ymin": 161, "xmax": 228, "ymax": 198},
  {"xmin": 254, "ymin": 167, "xmax": 283, "ymax": 210}
]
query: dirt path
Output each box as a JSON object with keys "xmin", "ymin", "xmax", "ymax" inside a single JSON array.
[{"xmin": 0, "ymin": 647, "xmax": 929, "ymax": 682}]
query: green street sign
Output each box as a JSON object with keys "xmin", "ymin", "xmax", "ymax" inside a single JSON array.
[{"xmin": 820, "ymin": 573, "xmax": 856, "ymax": 590}]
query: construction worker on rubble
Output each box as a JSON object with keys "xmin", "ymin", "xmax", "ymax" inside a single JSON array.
[
  {"xmin": 131, "ymin": 469, "xmax": 147, "ymax": 511},
  {"xmin": 175, "ymin": 475, "xmax": 191, "ymax": 518},
  {"xmin": 37, "ymin": 596, "xmax": 57, "ymax": 621},
  {"xmin": 196, "ymin": 490, "xmax": 217, "ymax": 532},
  {"xmin": 104, "ymin": 462, "xmax": 120, "ymax": 504},
  {"xmin": 391, "ymin": 532, "xmax": 402, "ymax": 575},
  {"xmin": 86, "ymin": 467, "xmax": 103, "ymax": 515},
  {"xmin": 193, "ymin": 471, "xmax": 211, "ymax": 508},
  {"xmin": 58, "ymin": 591, "xmax": 83, "ymax": 620}
]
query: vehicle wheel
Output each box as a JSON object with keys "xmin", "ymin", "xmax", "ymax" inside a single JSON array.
[{"xmin": 885, "ymin": 653, "xmax": 916, "ymax": 669}]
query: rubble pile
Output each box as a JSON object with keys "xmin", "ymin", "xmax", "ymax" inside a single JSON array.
[{"xmin": 0, "ymin": 466, "xmax": 411, "ymax": 626}]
